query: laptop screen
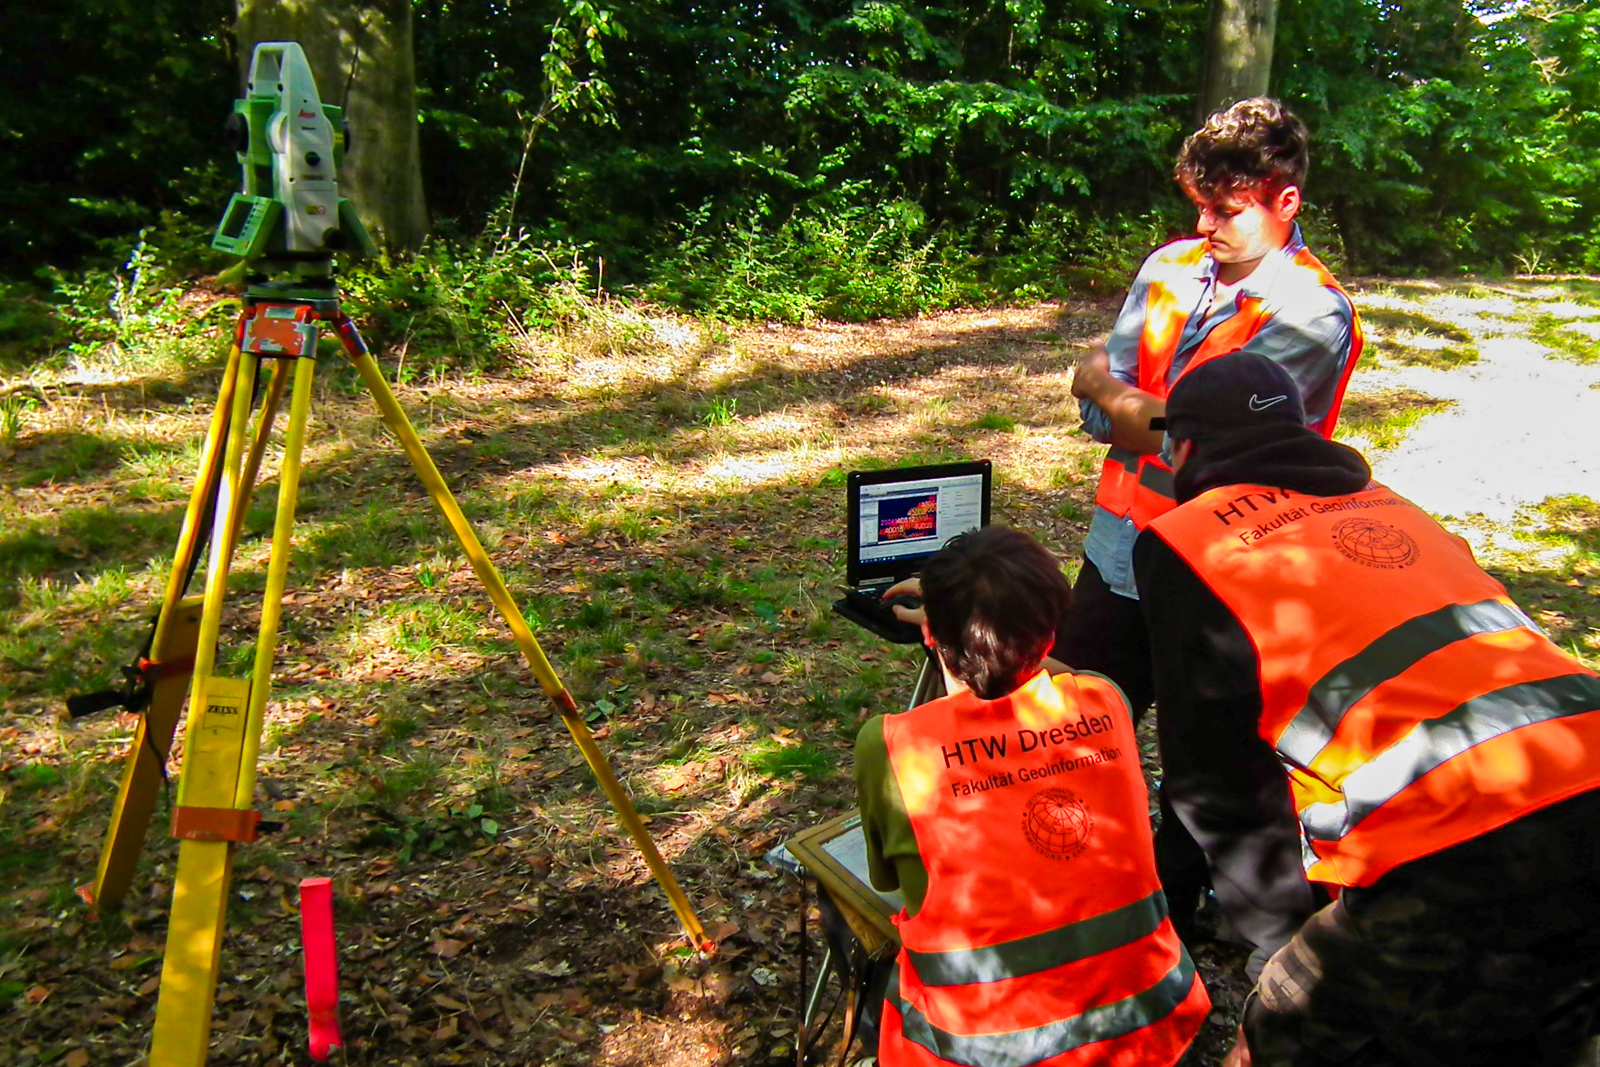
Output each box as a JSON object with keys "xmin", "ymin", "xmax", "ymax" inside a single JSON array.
[{"xmin": 846, "ymin": 461, "xmax": 991, "ymax": 588}]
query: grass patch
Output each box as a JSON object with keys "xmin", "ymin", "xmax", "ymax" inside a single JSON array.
[
  {"xmin": 380, "ymin": 599, "xmax": 496, "ymax": 656},
  {"xmin": 7, "ymin": 761, "xmax": 64, "ymax": 792},
  {"xmin": 296, "ymin": 501, "xmax": 446, "ymax": 571},
  {"xmin": 364, "ymin": 751, "xmax": 445, "ymax": 801},
  {"xmin": 119, "ymin": 436, "xmax": 202, "ymax": 502},
  {"xmin": 1055, "ymin": 499, "xmax": 1089, "ymax": 522},
  {"xmin": 0, "ymin": 394, "xmax": 39, "ymax": 445},
  {"xmin": 1474, "ymin": 497, "xmax": 1600, "ymax": 669},
  {"xmin": 11, "ymin": 431, "xmax": 125, "ymax": 485},
  {"xmin": 0, "ymin": 506, "xmax": 178, "ymax": 610},
  {"xmin": 1552, "ymin": 279, "xmax": 1600, "ymax": 306},
  {"xmin": 745, "ymin": 738, "xmax": 832, "ymax": 781},
  {"xmin": 1360, "ymin": 305, "xmax": 1478, "ymax": 367},
  {"xmin": 969, "ymin": 412, "xmax": 1018, "ymax": 432},
  {"xmin": 1381, "ymin": 336, "xmax": 1478, "ymax": 368},
  {"xmin": 1527, "ymin": 315, "xmax": 1600, "ymax": 363},
  {"xmin": 1361, "ymin": 308, "xmax": 1477, "ymax": 346},
  {"xmin": 700, "ymin": 395, "xmax": 739, "ymax": 427},
  {"xmin": 1335, "ymin": 390, "xmax": 1455, "ymax": 452},
  {"xmin": 1529, "ymin": 495, "xmax": 1600, "ymax": 555}
]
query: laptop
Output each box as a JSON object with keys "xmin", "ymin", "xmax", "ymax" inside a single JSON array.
[{"xmin": 834, "ymin": 460, "xmax": 992, "ymax": 643}]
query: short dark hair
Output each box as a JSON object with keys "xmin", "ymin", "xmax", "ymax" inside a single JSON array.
[
  {"xmin": 1175, "ymin": 97, "xmax": 1309, "ymax": 202},
  {"xmin": 920, "ymin": 526, "xmax": 1071, "ymax": 700}
]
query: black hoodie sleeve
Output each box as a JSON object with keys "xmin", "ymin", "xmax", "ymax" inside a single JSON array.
[{"xmin": 1134, "ymin": 527, "xmax": 1326, "ymax": 977}]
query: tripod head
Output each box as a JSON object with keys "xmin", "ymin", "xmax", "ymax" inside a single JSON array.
[{"xmin": 212, "ymin": 42, "xmax": 376, "ymax": 297}]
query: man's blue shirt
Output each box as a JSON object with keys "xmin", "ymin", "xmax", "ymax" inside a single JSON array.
[{"xmin": 1080, "ymin": 225, "xmax": 1356, "ymax": 598}]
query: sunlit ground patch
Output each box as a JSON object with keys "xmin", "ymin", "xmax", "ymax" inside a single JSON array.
[
  {"xmin": 1450, "ymin": 495, "xmax": 1600, "ymax": 668},
  {"xmin": 1334, "ymin": 389, "xmax": 1455, "ymax": 453}
]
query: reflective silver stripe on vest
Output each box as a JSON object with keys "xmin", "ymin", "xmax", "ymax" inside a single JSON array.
[
  {"xmin": 889, "ymin": 948, "xmax": 1196, "ymax": 1067},
  {"xmin": 1299, "ymin": 672, "xmax": 1600, "ymax": 844},
  {"xmin": 1277, "ymin": 599, "xmax": 1539, "ymax": 771},
  {"xmin": 1137, "ymin": 461, "xmax": 1175, "ymax": 500},
  {"xmin": 1107, "ymin": 446, "xmax": 1139, "ymax": 473},
  {"xmin": 906, "ymin": 892, "xmax": 1168, "ymax": 987}
]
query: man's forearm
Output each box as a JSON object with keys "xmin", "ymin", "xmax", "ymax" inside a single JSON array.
[{"xmin": 1075, "ymin": 359, "xmax": 1165, "ymax": 454}]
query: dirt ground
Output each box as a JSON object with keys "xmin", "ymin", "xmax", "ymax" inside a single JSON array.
[{"xmin": 2, "ymin": 278, "xmax": 1597, "ymax": 1067}]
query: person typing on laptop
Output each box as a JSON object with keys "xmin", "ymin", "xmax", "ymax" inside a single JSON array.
[
  {"xmin": 855, "ymin": 525, "xmax": 1206, "ymax": 1067},
  {"xmin": 837, "ymin": 462, "xmax": 992, "ymax": 645}
]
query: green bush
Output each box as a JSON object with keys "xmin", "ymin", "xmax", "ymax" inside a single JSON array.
[
  {"xmin": 340, "ymin": 229, "xmax": 636, "ymax": 372},
  {"xmin": 646, "ymin": 192, "xmax": 1184, "ymax": 323},
  {"xmin": 31, "ymin": 218, "xmax": 233, "ymax": 372},
  {"xmin": 647, "ymin": 193, "xmax": 987, "ymax": 323}
]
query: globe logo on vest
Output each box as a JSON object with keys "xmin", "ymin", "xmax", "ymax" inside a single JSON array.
[
  {"xmin": 1332, "ymin": 517, "xmax": 1419, "ymax": 569},
  {"xmin": 1022, "ymin": 788, "xmax": 1094, "ymax": 861}
]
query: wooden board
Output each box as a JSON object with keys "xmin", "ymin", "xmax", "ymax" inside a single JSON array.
[{"xmin": 784, "ymin": 811, "xmax": 903, "ymax": 954}]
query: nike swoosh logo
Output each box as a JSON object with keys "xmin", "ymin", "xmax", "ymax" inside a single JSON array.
[{"xmin": 1249, "ymin": 394, "xmax": 1289, "ymax": 411}]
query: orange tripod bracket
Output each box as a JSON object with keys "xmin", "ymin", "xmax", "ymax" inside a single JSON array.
[{"xmin": 171, "ymin": 806, "xmax": 262, "ymax": 844}]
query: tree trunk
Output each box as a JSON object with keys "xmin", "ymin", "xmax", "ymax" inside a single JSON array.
[
  {"xmin": 236, "ymin": 0, "xmax": 429, "ymax": 252},
  {"xmin": 1197, "ymin": 0, "xmax": 1280, "ymax": 122}
]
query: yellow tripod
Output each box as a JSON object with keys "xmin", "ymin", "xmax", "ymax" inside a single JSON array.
[{"xmin": 76, "ymin": 293, "xmax": 708, "ymax": 1066}]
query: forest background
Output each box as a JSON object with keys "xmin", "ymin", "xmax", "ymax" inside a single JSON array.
[{"xmin": 4, "ymin": 0, "xmax": 1600, "ymax": 343}]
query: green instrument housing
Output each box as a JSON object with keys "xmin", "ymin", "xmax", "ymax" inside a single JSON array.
[{"xmin": 210, "ymin": 93, "xmax": 376, "ymax": 264}]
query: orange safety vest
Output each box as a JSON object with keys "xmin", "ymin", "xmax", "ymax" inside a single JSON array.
[
  {"xmin": 1147, "ymin": 481, "xmax": 1600, "ymax": 887},
  {"xmin": 878, "ymin": 670, "xmax": 1208, "ymax": 1067},
  {"xmin": 1095, "ymin": 239, "xmax": 1364, "ymax": 530}
]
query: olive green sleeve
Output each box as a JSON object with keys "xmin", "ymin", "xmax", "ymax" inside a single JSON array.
[{"xmin": 854, "ymin": 713, "xmax": 929, "ymax": 914}]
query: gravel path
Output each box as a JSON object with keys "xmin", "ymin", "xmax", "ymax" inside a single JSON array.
[{"xmin": 1350, "ymin": 289, "xmax": 1600, "ymax": 521}]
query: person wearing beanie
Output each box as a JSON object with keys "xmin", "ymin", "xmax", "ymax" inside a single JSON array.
[{"xmin": 1135, "ymin": 350, "xmax": 1600, "ymax": 1067}]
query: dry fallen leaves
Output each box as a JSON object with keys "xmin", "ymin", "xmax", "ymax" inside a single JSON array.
[{"xmin": 430, "ymin": 938, "xmax": 468, "ymax": 960}]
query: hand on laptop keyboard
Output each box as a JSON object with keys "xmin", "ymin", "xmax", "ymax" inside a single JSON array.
[{"xmin": 882, "ymin": 577, "xmax": 925, "ymax": 625}]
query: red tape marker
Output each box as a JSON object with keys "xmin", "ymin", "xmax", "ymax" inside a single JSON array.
[{"xmin": 299, "ymin": 877, "xmax": 343, "ymax": 1060}]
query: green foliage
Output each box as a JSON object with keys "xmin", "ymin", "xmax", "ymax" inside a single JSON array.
[
  {"xmin": 0, "ymin": 395, "xmax": 37, "ymax": 446},
  {"xmin": 649, "ymin": 195, "xmax": 1178, "ymax": 323},
  {"xmin": 341, "ymin": 230, "xmax": 652, "ymax": 369},
  {"xmin": 408, "ymin": 0, "xmax": 1206, "ymax": 291},
  {"xmin": 364, "ymin": 802, "xmax": 503, "ymax": 864},
  {"xmin": 649, "ymin": 197, "xmax": 952, "ymax": 322},
  {"xmin": 8, "ymin": 0, "xmax": 1600, "ymax": 303},
  {"xmin": 7, "ymin": 762, "xmax": 64, "ymax": 793},
  {"xmin": 701, "ymin": 396, "xmax": 739, "ymax": 426},
  {"xmin": 342, "ymin": 232, "xmax": 557, "ymax": 369},
  {"xmin": 970, "ymin": 412, "xmax": 1017, "ymax": 432},
  {"xmin": 1277, "ymin": 0, "xmax": 1600, "ymax": 272},
  {"xmin": 1528, "ymin": 315, "xmax": 1600, "ymax": 364},
  {"xmin": 0, "ymin": 0, "xmax": 235, "ymax": 269},
  {"xmin": 0, "ymin": 288, "xmax": 62, "ymax": 367},
  {"xmin": 15, "ymin": 220, "xmax": 234, "ymax": 374}
]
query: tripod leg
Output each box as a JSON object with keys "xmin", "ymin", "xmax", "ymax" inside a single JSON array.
[
  {"xmin": 224, "ymin": 355, "xmax": 290, "ymax": 564},
  {"xmin": 82, "ymin": 596, "xmax": 203, "ymax": 915},
  {"xmin": 149, "ymin": 350, "xmax": 315, "ymax": 1067},
  {"xmin": 155, "ymin": 343, "xmax": 245, "ymax": 648},
  {"xmin": 148, "ymin": 349, "xmax": 267, "ymax": 1067},
  {"xmin": 337, "ymin": 320, "xmax": 709, "ymax": 950},
  {"xmin": 238, "ymin": 353, "xmax": 314, "ymax": 804},
  {"xmin": 907, "ymin": 652, "xmax": 945, "ymax": 712},
  {"xmin": 84, "ymin": 343, "xmax": 247, "ymax": 916}
]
